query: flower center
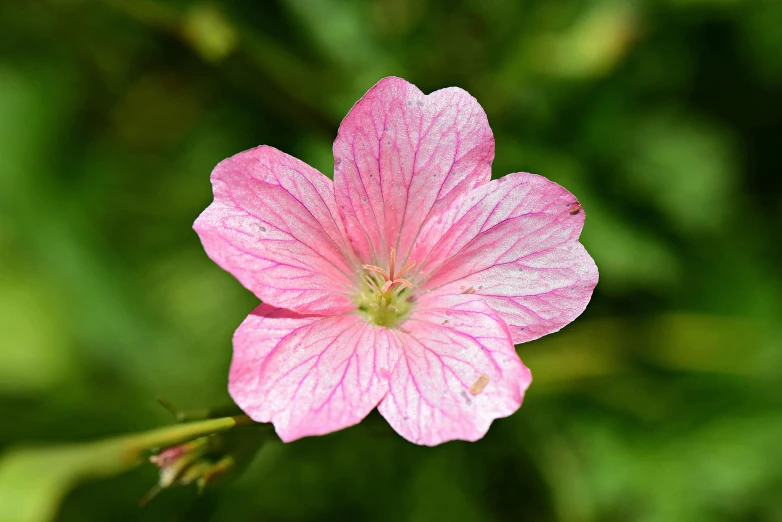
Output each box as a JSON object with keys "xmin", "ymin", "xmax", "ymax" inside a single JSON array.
[{"xmin": 356, "ymin": 248, "xmax": 416, "ymax": 327}]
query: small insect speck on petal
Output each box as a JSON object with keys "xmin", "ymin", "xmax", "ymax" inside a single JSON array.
[
  {"xmin": 569, "ymin": 203, "xmax": 582, "ymax": 215},
  {"xmin": 470, "ymin": 374, "xmax": 490, "ymax": 395},
  {"xmin": 336, "ymin": 157, "xmax": 342, "ymax": 165},
  {"xmin": 442, "ymin": 319, "xmax": 450, "ymax": 325},
  {"xmin": 461, "ymin": 287, "xmax": 476, "ymax": 294}
]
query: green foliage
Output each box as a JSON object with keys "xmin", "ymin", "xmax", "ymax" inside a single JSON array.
[{"xmin": 1, "ymin": 0, "xmax": 780, "ymax": 521}]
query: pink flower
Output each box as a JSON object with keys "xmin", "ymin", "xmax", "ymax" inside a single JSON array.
[{"xmin": 194, "ymin": 77, "xmax": 598, "ymax": 445}]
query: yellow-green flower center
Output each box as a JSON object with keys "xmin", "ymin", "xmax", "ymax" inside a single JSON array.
[
  {"xmin": 355, "ymin": 249, "xmax": 416, "ymax": 327},
  {"xmin": 355, "ymin": 276, "xmax": 414, "ymax": 327}
]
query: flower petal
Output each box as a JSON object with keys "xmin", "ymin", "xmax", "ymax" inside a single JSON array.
[
  {"xmin": 194, "ymin": 146, "xmax": 358, "ymax": 315},
  {"xmin": 416, "ymin": 172, "xmax": 598, "ymax": 344},
  {"xmin": 377, "ymin": 295, "xmax": 531, "ymax": 446},
  {"xmin": 333, "ymin": 76, "xmax": 494, "ymax": 268},
  {"xmin": 229, "ymin": 304, "xmax": 401, "ymax": 442}
]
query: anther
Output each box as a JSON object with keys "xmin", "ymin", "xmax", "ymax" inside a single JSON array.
[{"xmin": 470, "ymin": 374, "xmax": 490, "ymax": 395}]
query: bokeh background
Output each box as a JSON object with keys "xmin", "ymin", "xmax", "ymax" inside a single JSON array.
[{"xmin": 1, "ymin": 0, "xmax": 781, "ymax": 521}]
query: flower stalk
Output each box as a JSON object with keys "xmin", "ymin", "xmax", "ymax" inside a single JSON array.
[
  {"xmin": 0, "ymin": 414, "xmax": 266, "ymax": 522},
  {"xmin": 124, "ymin": 414, "xmax": 255, "ymax": 456}
]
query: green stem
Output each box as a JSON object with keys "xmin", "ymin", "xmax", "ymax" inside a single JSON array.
[
  {"xmin": 124, "ymin": 414, "xmax": 254, "ymax": 457},
  {"xmin": 0, "ymin": 415, "xmax": 261, "ymax": 522}
]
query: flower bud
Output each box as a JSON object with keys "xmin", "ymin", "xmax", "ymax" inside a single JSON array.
[{"xmin": 142, "ymin": 427, "xmax": 267, "ymax": 504}]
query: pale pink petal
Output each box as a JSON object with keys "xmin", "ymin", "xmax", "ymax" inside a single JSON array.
[
  {"xmin": 194, "ymin": 146, "xmax": 358, "ymax": 315},
  {"xmin": 377, "ymin": 295, "xmax": 531, "ymax": 446},
  {"xmin": 416, "ymin": 172, "xmax": 598, "ymax": 344},
  {"xmin": 333, "ymin": 76, "xmax": 494, "ymax": 268},
  {"xmin": 229, "ymin": 304, "xmax": 401, "ymax": 442}
]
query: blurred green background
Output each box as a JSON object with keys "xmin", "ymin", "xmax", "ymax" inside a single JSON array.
[{"xmin": 1, "ymin": 0, "xmax": 781, "ymax": 521}]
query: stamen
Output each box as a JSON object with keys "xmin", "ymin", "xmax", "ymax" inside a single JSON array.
[
  {"xmin": 365, "ymin": 275, "xmax": 382, "ymax": 293},
  {"xmin": 362, "ymin": 264, "xmax": 389, "ymax": 280},
  {"xmin": 362, "ymin": 250, "xmax": 417, "ymax": 294},
  {"xmin": 387, "ymin": 248, "xmax": 416, "ymax": 280},
  {"xmin": 395, "ymin": 278, "xmax": 413, "ymax": 289},
  {"xmin": 382, "ymin": 277, "xmax": 414, "ymax": 293},
  {"xmin": 396, "ymin": 260, "xmax": 416, "ymax": 279}
]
